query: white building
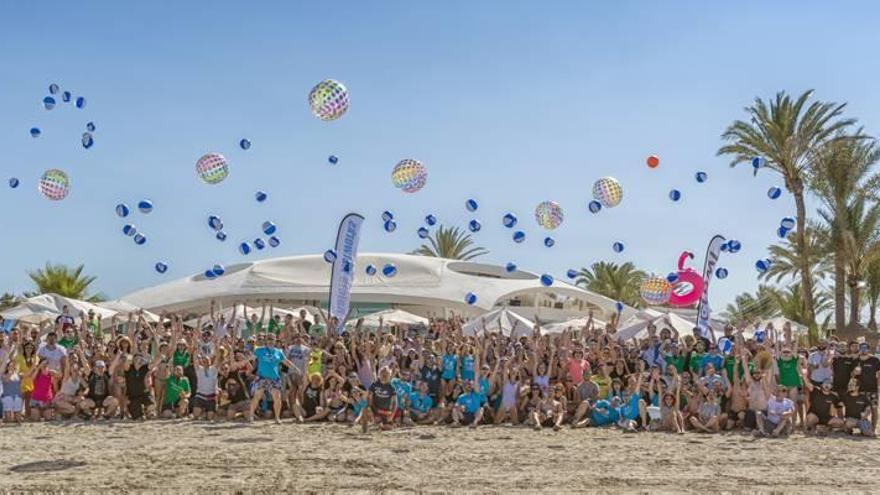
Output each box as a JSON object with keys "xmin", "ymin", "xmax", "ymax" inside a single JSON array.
[{"xmin": 122, "ymin": 253, "xmax": 633, "ymax": 323}]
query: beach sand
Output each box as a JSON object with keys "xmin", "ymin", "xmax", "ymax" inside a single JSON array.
[{"xmin": 1, "ymin": 421, "xmax": 878, "ymax": 493}]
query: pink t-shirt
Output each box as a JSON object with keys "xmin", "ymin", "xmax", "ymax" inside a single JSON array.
[
  {"xmin": 568, "ymin": 359, "xmax": 590, "ymax": 384},
  {"xmin": 32, "ymin": 372, "xmax": 55, "ymax": 403}
]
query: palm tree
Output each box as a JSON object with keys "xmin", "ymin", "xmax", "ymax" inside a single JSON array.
[
  {"xmin": 720, "ymin": 285, "xmax": 779, "ymax": 326},
  {"xmin": 718, "ymin": 90, "xmax": 856, "ymax": 341},
  {"xmin": 839, "ymin": 196, "xmax": 880, "ymax": 329},
  {"xmin": 575, "ymin": 261, "xmax": 646, "ymax": 307},
  {"xmin": 768, "ymin": 283, "xmax": 833, "ymax": 332},
  {"xmin": 761, "ymin": 225, "xmax": 832, "ymax": 284},
  {"xmin": 864, "ymin": 257, "xmax": 880, "ymax": 331},
  {"xmin": 0, "ymin": 292, "xmax": 16, "ymax": 310},
  {"xmin": 811, "ymin": 133, "xmax": 880, "ymax": 330},
  {"xmin": 413, "ymin": 225, "xmax": 489, "ymax": 261},
  {"xmin": 27, "ymin": 263, "xmax": 104, "ymax": 302}
]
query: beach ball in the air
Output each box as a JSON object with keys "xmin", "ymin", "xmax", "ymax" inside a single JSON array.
[
  {"xmin": 384, "ymin": 220, "xmax": 397, "ymax": 233},
  {"xmin": 755, "ymin": 259, "xmax": 771, "ymax": 273},
  {"xmin": 308, "ymin": 79, "xmax": 350, "ymax": 121},
  {"xmin": 592, "ymin": 177, "xmax": 623, "ymax": 208},
  {"xmin": 780, "ymin": 217, "xmax": 796, "ymax": 230},
  {"xmin": 465, "ymin": 199, "xmax": 479, "ymax": 212},
  {"xmin": 465, "ymin": 292, "xmax": 477, "ymax": 305},
  {"xmin": 365, "ymin": 264, "xmax": 377, "ymax": 276},
  {"xmin": 268, "ymin": 236, "xmax": 280, "ymax": 248},
  {"xmin": 155, "ymin": 262, "xmax": 168, "ymax": 274},
  {"xmin": 695, "ymin": 171, "xmax": 708, "ymax": 183},
  {"xmin": 612, "ymin": 242, "xmax": 625, "ymax": 253},
  {"xmin": 666, "ymin": 272, "xmax": 679, "ymax": 283},
  {"xmin": 417, "ymin": 227, "xmax": 430, "ymax": 239},
  {"xmin": 255, "ymin": 191, "xmax": 268, "ymax": 202},
  {"xmin": 502, "ymin": 213, "xmax": 518, "ymax": 228},
  {"xmin": 425, "ymin": 214, "xmax": 437, "ymax": 226},
  {"xmin": 138, "ymin": 200, "xmax": 153, "ymax": 214},
  {"xmin": 43, "ymin": 96, "xmax": 56, "ymax": 110},
  {"xmin": 391, "ymin": 159, "xmax": 427, "ymax": 193},
  {"xmin": 505, "ymin": 262, "xmax": 517, "ymax": 273},
  {"xmin": 212, "ymin": 264, "xmax": 225, "ymax": 277},
  {"xmin": 208, "ymin": 216, "xmax": 223, "ymax": 231},
  {"xmin": 328, "ymin": 155, "xmax": 338, "ymax": 165},
  {"xmin": 566, "ymin": 269, "xmax": 578, "ymax": 279},
  {"xmin": 540, "ymin": 274, "xmax": 554, "ymax": 287},
  {"xmin": 669, "ymin": 189, "xmax": 681, "ymax": 202},
  {"xmin": 239, "ymin": 242, "xmax": 251, "ymax": 255},
  {"xmin": 30, "ymin": 127, "xmax": 41, "ymax": 138},
  {"xmin": 468, "ymin": 219, "xmax": 482, "ymax": 233},
  {"xmin": 646, "ymin": 155, "xmax": 660, "ymax": 168},
  {"xmin": 38, "ymin": 169, "xmax": 70, "ymax": 201},
  {"xmin": 752, "ymin": 156, "xmax": 766, "ymax": 169},
  {"xmin": 239, "ymin": 138, "xmax": 251, "ymax": 150},
  {"xmin": 382, "ymin": 263, "xmax": 398, "ymax": 277},
  {"xmin": 543, "ymin": 237, "xmax": 555, "ymax": 248},
  {"xmin": 534, "ymin": 200, "xmax": 564, "ymax": 230},
  {"xmin": 767, "ymin": 187, "xmax": 782, "ymax": 200},
  {"xmin": 640, "ymin": 277, "xmax": 672, "ymax": 305},
  {"xmin": 513, "ymin": 231, "xmax": 526, "ymax": 243},
  {"xmin": 122, "ymin": 224, "xmax": 137, "ymax": 237},
  {"xmin": 115, "ymin": 203, "xmax": 130, "ymax": 218},
  {"xmin": 216, "ymin": 231, "xmax": 227, "ymax": 242},
  {"xmin": 196, "ymin": 153, "xmax": 230, "ymax": 185},
  {"xmin": 253, "ymin": 238, "xmax": 266, "ymax": 250},
  {"xmin": 323, "ymin": 250, "xmax": 337, "ymax": 263},
  {"xmin": 262, "ymin": 221, "xmax": 277, "ymax": 236},
  {"xmin": 715, "ymin": 267, "xmax": 728, "ymax": 279},
  {"xmin": 8, "ymin": 178, "xmax": 19, "ymax": 189},
  {"xmin": 588, "ymin": 201, "xmax": 602, "ymax": 214},
  {"xmin": 382, "ymin": 210, "xmax": 394, "ymax": 222},
  {"xmin": 133, "ymin": 233, "xmax": 147, "ymax": 246}
]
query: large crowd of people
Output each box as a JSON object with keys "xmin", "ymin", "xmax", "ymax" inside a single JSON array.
[{"xmin": 1, "ymin": 301, "xmax": 878, "ymax": 439}]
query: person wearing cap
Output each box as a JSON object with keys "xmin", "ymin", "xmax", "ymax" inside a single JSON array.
[
  {"xmin": 756, "ymin": 384, "xmax": 795, "ymax": 437},
  {"xmin": 855, "ymin": 341, "xmax": 880, "ymax": 431},
  {"xmin": 80, "ymin": 359, "xmax": 118, "ymax": 419},
  {"xmin": 249, "ymin": 333, "xmax": 294, "ymax": 424},
  {"xmin": 800, "ymin": 367, "xmax": 843, "ymax": 435}
]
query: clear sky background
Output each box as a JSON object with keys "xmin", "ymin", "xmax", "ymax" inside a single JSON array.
[{"xmin": 1, "ymin": 1, "xmax": 879, "ymax": 310}]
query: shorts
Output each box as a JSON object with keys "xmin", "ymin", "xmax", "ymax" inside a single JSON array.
[
  {"xmin": 462, "ymin": 412, "xmax": 476, "ymax": 424},
  {"xmin": 253, "ymin": 378, "xmax": 283, "ymax": 394},
  {"xmin": 30, "ymin": 399, "xmax": 51, "ymax": 409},
  {"xmin": 193, "ymin": 394, "xmax": 217, "ymax": 412},
  {"xmin": 374, "ymin": 408, "xmax": 397, "ymax": 423},
  {"xmin": 743, "ymin": 410, "xmax": 758, "ymax": 429},
  {"xmin": 764, "ymin": 418, "xmax": 780, "ymax": 432},
  {"xmin": 2, "ymin": 396, "xmax": 23, "ymax": 412}
]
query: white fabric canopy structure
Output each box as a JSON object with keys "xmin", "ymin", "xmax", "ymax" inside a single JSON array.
[
  {"xmin": 615, "ymin": 310, "xmax": 697, "ymax": 342},
  {"xmin": 0, "ymin": 294, "xmax": 117, "ymax": 324},
  {"xmin": 183, "ymin": 304, "xmax": 315, "ymax": 329},
  {"xmin": 741, "ymin": 317, "xmax": 808, "ymax": 340},
  {"xmin": 347, "ymin": 309, "xmax": 429, "ymax": 329},
  {"xmin": 96, "ymin": 299, "xmax": 160, "ymax": 323},
  {"xmin": 462, "ymin": 307, "xmax": 536, "ymax": 338},
  {"xmin": 542, "ymin": 316, "xmax": 607, "ymax": 334}
]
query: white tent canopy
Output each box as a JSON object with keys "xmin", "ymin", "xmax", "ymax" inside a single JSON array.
[
  {"xmin": 462, "ymin": 307, "xmax": 536, "ymax": 338},
  {"xmin": 542, "ymin": 316, "xmax": 607, "ymax": 334},
  {"xmin": 741, "ymin": 317, "xmax": 808, "ymax": 340},
  {"xmin": 96, "ymin": 299, "xmax": 160, "ymax": 323},
  {"xmin": 184, "ymin": 304, "xmax": 315, "ymax": 329},
  {"xmin": 347, "ymin": 309, "xmax": 429, "ymax": 330},
  {"xmin": 615, "ymin": 310, "xmax": 697, "ymax": 342},
  {"xmin": 0, "ymin": 293, "xmax": 118, "ymax": 325}
]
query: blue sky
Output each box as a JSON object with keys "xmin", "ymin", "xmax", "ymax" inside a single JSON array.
[{"xmin": 1, "ymin": 1, "xmax": 879, "ymax": 310}]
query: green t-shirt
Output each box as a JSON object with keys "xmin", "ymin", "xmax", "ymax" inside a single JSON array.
[
  {"xmin": 164, "ymin": 376, "xmax": 190, "ymax": 405},
  {"xmin": 688, "ymin": 353, "xmax": 705, "ymax": 375},
  {"xmin": 245, "ymin": 321, "xmax": 263, "ymax": 337},
  {"xmin": 267, "ymin": 319, "xmax": 281, "ymax": 335},
  {"xmin": 172, "ymin": 349, "xmax": 191, "ymax": 367},
  {"xmin": 777, "ymin": 356, "xmax": 801, "ymax": 387},
  {"xmin": 58, "ymin": 336, "xmax": 78, "ymax": 349},
  {"xmin": 666, "ymin": 354, "xmax": 686, "ymax": 373}
]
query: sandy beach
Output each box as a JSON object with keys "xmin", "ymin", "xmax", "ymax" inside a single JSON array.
[{"xmin": 1, "ymin": 421, "xmax": 878, "ymax": 494}]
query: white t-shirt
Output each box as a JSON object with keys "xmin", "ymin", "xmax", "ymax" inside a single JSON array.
[
  {"xmin": 766, "ymin": 396, "xmax": 793, "ymax": 423},
  {"xmin": 214, "ymin": 321, "xmax": 229, "ymax": 340},
  {"xmin": 287, "ymin": 345, "xmax": 310, "ymax": 374},
  {"xmin": 37, "ymin": 344, "xmax": 67, "ymax": 372},
  {"xmin": 195, "ymin": 366, "xmax": 219, "ymax": 396}
]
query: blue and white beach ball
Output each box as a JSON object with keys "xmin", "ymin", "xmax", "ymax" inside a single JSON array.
[
  {"xmin": 204, "ymin": 270, "xmax": 216, "ymax": 279},
  {"xmin": 752, "ymin": 156, "xmax": 766, "ymax": 169},
  {"xmin": 540, "ymin": 274, "xmax": 554, "ymax": 287},
  {"xmin": 8, "ymin": 177, "xmax": 19, "ymax": 189},
  {"xmin": 754, "ymin": 329, "xmax": 766, "ymax": 343},
  {"xmin": 544, "ymin": 237, "xmax": 555, "ymax": 248},
  {"xmin": 133, "ymin": 233, "xmax": 147, "ymax": 245},
  {"xmin": 30, "ymin": 127, "xmax": 41, "ymax": 138},
  {"xmin": 780, "ymin": 217, "xmax": 796, "ymax": 230},
  {"xmin": 268, "ymin": 236, "xmax": 280, "ymax": 247},
  {"xmin": 115, "ymin": 203, "xmax": 130, "ymax": 218},
  {"xmin": 588, "ymin": 201, "xmax": 602, "ymax": 214},
  {"xmin": 137, "ymin": 200, "xmax": 153, "ymax": 214},
  {"xmin": 365, "ymin": 264, "xmax": 377, "ymax": 276},
  {"xmin": 718, "ymin": 337, "xmax": 733, "ymax": 355},
  {"xmin": 513, "ymin": 231, "xmax": 526, "ymax": 243},
  {"xmin": 727, "ymin": 240, "xmax": 742, "ymax": 253},
  {"xmin": 43, "ymin": 96, "xmax": 56, "ymax": 110},
  {"xmin": 505, "ymin": 262, "xmax": 517, "ymax": 273},
  {"xmin": 667, "ymin": 272, "xmax": 679, "ymax": 283},
  {"xmin": 216, "ymin": 231, "xmax": 227, "ymax": 242},
  {"xmin": 75, "ymin": 96, "xmax": 86, "ymax": 109},
  {"xmin": 239, "ymin": 242, "xmax": 251, "ymax": 255},
  {"xmin": 755, "ymin": 259, "xmax": 771, "ymax": 273},
  {"xmin": 86, "ymin": 122, "xmax": 96, "ymax": 132},
  {"xmin": 384, "ymin": 220, "xmax": 397, "ymax": 233},
  {"xmin": 425, "ymin": 214, "xmax": 437, "ymax": 226},
  {"xmin": 49, "ymin": 83, "xmax": 60, "ymax": 95},
  {"xmin": 715, "ymin": 267, "xmax": 728, "ymax": 279},
  {"xmin": 239, "ymin": 138, "xmax": 251, "ymax": 150},
  {"xmin": 262, "ymin": 221, "xmax": 277, "ymax": 236},
  {"xmin": 767, "ymin": 186, "xmax": 782, "ymax": 200},
  {"xmin": 212, "ymin": 264, "xmax": 225, "ymax": 277},
  {"xmin": 465, "ymin": 292, "xmax": 477, "ymax": 305},
  {"xmin": 566, "ymin": 269, "xmax": 578, "ymax": 279},
  {"xmin": 465, "ymin": 198, "xmax": 479, "ymax": 212},
  {"xmin": 381, "ymin": 211, "xmax": 394, "ymax": 222},
  {"xmin": 62, "ymin": 91, "xmax": 71, "ymax": 102},
  {"xmin": 81, "ymin": 132, "xmax": 94, "ymax": 149},
  {"xmin": 208, "ymin": 216, "xmax": 223, "ymax": 231},
  {"xmin": 417, "ymin": 227, "xmax": 429, "ymax": 239},
  {"xmin": 122, "ymin": 224, "xmax": 137, "ymax": 237},
  {"xmin": 328, "ymin": 155, "xmax": 338, "ymax": 165},
  {"xmin": 695, "ymin": 171, "xmax": 708, "ymax": 183},
  {"xmin": 502, "ymin": 213, "xmax": 518, "ymax": 228},
  {"xmin": 155, "ymin": 262, "xmax": 168, "ymax": 274},
  {"xmin": 382, "ymin": 263, "xmax": 398, "ymax": 277},
  {"xmin": 255, "ymin": 191, "xmax": 268, "ymax": 202},
  {"xmin": 254, "ymin": 238, "xmax": 266, "ymax": 250},
  {"xmin": 468, "ymin": 219, "xmax": 482, "ymax": 233},
  {"xmin": 669, "ymin": 189, "xmax": 681, "ymax": 202},
  {"xmin": 777, "ymin": 226, "xmax": 789, "ymax": 239},
  {"xmin": 612, "ymin": 242, "xmax": 625, "ymax": 253},
  {"xmin": 324, "ymin": 249, "xmax": 337, "ymax": 263}
]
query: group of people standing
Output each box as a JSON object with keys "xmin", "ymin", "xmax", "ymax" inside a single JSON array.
[{"xmin": 1, "ymin": 302, "xmax": 878, "ymax": 440}]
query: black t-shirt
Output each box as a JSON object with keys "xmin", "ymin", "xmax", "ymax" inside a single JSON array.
[
  {"xmin": 857, "ymin": 356, "xmax": 880, "ymax": 393},
  {"xmin": 369, "ymin": 381, "xmax": 395, "ymax": 411},
  {"xmin": 303, "ymin": 384, "xmax": 321, "ymax": 412},
  {"xmin": 420, "ymin": 366, "xmax": 441, "ymax": 398},
  {"xmin": 222, "ymin": 373, "xmax": 249, "ymax": 403},
  {"xmin": 124, "ymin": 365, "xmax": 149, "ymax": 398},
  {"xmin": 808, "ymin": 388, "xmax": 838, "ymax": 420},
  {"xmin": 87, "ymin": 371, "xmax": 112, "ymax": 401},
  {"xmin": 843, "ymin": 393, "xmax": 870, "ymax": 419},
  {"xmin": 832, "ymin": 356, "xmax": 856, "ymax": 389}
]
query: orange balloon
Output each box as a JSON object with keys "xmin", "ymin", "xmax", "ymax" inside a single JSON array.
[{"xmin": 646, "ymin": 155, "xmax": 660, "ymax": 168}]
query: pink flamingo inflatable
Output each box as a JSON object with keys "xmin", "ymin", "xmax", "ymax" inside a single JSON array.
[{"xmin": 668, "ymin": 251, "xmax": 704, "ymax": 307}]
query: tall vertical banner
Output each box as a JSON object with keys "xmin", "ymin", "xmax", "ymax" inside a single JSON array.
[
  {"xmin": 696, "ymin": 235, "xmax": 726, "ymax": 338},
  {"xmin": 328, "ymin": 213, "xmax": 365, "ymax": 334}
]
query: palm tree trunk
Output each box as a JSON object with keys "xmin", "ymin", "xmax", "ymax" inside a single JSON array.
[
  {"xmin": 848, "ymin": 277, "xmax": 862, "ymax": 329},
  {"xmin": 868, "ymin": 296, "xmax": 878, "ymax": 331},
  {"xmin": 793, "ymin": 188, "xmax": 818, "ymax": 342},
  {"xmin": 834, "ymin": 252, "xmax": 847, "ymax": 332}
]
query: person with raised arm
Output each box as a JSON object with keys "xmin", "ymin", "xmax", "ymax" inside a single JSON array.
[{"xmin": 248, "ymin": 332, "xmax": 295, "ymax": 424}]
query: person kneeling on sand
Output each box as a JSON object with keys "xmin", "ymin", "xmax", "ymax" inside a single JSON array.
[
  {"xmin": 79, "ymin": 360, "xmax": 118, "ymax": 420},
  {"xmin": 800, "ymin": 369, "xmax": 843, "ymax": 435},
  {"xmin": 756, "ymin": 385, "xmax": 795, "ymax": 437},
  {"xmin": 842, "ymin": 378, "xmax": 874, "ymax": 437},
  {"xmin": 162, "ymin": 365, "xmax": 191, "ymax": 419},
  {"xmin": 360, "ymin": 367, "xmax": 397, "ymax": 432},
  {"xmin": 452, "ymin": 380, "xmax": 484, "ymax": 428}
]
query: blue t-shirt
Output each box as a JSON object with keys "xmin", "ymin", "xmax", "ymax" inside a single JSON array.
[
  {"xmin": 254, "ymin": 347, "xmax": 285, "ymax": 380},
  {"xmin": 456, "ymin": 391, "xmax": 483, "ymax": 414},
  {"xmin": 700, "ymin": 353, "xmax": 724, "ymax": 375},
  {"xmin": 409, "ymin": 392, "xmax": 433, "ymax": 414},
  {"xmin": 477, "ymin": 376, "xmax": 491, "ymax": 404},
  {"xmin": 442, "ymin": 354, "xmax": 458, "ymax": 380},
  {"xmin": 590, "ymin": 399, "xmax": 620, "ymax": 426},
  {"xmin": 390, "ymin": 378, "xmax": 413, "ymax": 409},
  {"xmin": 352, "ymin": 398, "xmax": 367, "ymax": 416},
  {"xmin": 461, "ymin": 356, "xmax": 475, "ymax": 381}
]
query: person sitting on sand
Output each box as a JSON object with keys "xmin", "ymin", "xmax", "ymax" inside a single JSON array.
[
  {"xmin": 361, "ymin": 366, "xmax": 397, "ymax": 432},
  {"xmin": 756, "ymin": 385, "xmax": 795, "ymax": 437},
  {"xmin": 452, "ymin": 380, "xmax": 484, "ymax": 428},
  {"xmin": 162, "ymin": 365, "xmax": 191, "ymax": 419}
]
